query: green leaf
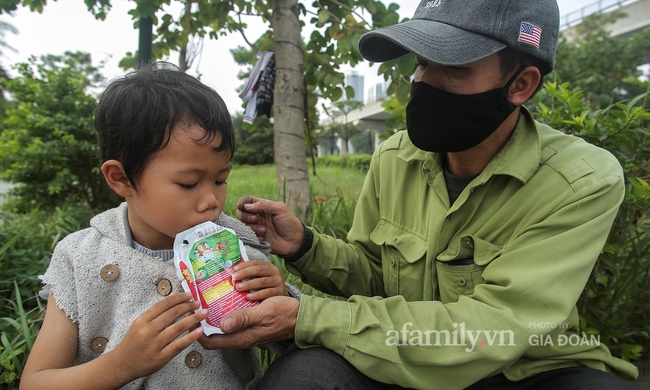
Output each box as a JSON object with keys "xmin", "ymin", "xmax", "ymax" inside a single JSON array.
[
  {"xmin": 345, "ymin": 86, "xmax": 355, "ymax": 99},
  {"xmin": 396, "ymin": 82, "xmax": 410, "ymax": 104},
  {"xmin": 318, "ymin": 10, "xmax": 330, "ymax": 26},
  {"xmin": 330, "ymin": 87, "xmax": 343, "ymax": 101}
]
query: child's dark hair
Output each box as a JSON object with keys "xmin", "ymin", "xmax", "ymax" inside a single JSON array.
[{"xmin": 95, "ymin": 62, "xmax": 235, "ymax": 190}]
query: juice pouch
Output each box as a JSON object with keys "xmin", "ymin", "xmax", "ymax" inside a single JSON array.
[{"xmin": 174, "ymin": 221, "xmax": 260, "ymax": 335}]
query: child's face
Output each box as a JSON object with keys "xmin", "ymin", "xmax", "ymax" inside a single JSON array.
[{"xmin": 126, "ymin": 124, "xmax": 231, "ymax": 250}]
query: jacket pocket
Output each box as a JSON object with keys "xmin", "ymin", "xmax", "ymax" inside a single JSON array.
[
  {"xmin": 436, "ymin": 235, "xmax": 503, "ymax": 303},
  {"xmin": 370, "ymin": 219, "xmax": 427, "ymax": 298}
]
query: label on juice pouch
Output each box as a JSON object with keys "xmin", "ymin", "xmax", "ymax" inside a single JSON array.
[{"xmin": 173, "ymin": 221, "xmax": 260, "ymax": 335}]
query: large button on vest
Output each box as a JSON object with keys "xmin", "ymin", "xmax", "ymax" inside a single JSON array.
[{"xmin": 100, "ymin": 264, "xmax": 119, "ymax": 281}]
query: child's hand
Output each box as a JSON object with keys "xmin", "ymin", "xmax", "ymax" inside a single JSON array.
[
  {"xmin": 110, "ymin": 292, "xmax": 207, "ymax": 383},
  {"xmin": 231, "ymin": 260, "xmax": 289, "ymax": 300}
]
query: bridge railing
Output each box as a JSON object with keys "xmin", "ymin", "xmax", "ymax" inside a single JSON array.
[{"xmin": 561, "ymin": 0, "xmax": 637, "ymax": 28}]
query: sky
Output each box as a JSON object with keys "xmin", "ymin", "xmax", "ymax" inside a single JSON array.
[{"xmin": 1, "ymin": 0, "xmax": 597, "ymax": 114}]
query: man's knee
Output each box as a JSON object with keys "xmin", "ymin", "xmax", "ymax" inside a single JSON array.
[
  {"xmin": 257, "ymin": 347, "xmax": 379, "ymax": 390},
  {"xmin": 537, "ymin": 366, "xmax": 644, "ymax": 390}
]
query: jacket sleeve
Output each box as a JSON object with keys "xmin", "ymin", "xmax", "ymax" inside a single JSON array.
[{"xmin": 292, "ymin": 171, "xmax": 626, "ymax": 388}]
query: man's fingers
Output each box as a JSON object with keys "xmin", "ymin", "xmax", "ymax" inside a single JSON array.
[
  {"xmin": 236, "ymin": 195, "xmax": 260, "ymax": 211},
  {"xmin": 239, "ymin": 197, "xmax": 283, "ymax": 216},
  {"xmin": 198, "ymin": 332, "xmax": 249, "ymax": 350},
  {"xmin": 198, "ymin": 297, "xmax": 299, "ymax": 350}
]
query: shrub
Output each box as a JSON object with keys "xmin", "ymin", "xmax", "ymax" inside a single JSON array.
[
  {"xmin": 314, "ymin": 154, "xmax": 371, "ymax": 171},
  {"xmin": 0, "ymin": 52, "xmax": 121, "ymax": 213},
  {"xmin": 0, "ymin": 205, "xmax": 94, "ymax": 315},
  {"xmin": 0, "ymin": 282, "xmax": 44, "ymax": 389},
  {"xmin": 533, "ymin": 82, "xmax": 650, "ymax": 361}
]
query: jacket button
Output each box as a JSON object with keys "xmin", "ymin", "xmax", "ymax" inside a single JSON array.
[
  {"xmin": 463, "ymin": 238, "xmax": 474, "ymax": 249},
  {"xmin": 100, "ymin": 264, "xmax": 119, "ymax": 282},
  {"xmin": 156, "ymin": 279, "xmax": 172, "ymax": 296},
  {"xmin": 185, "ymin": 351, "xmax": 202, "ymax": 368},
  {"xmin": 90, "ymin": 337, "xmax": 108, "ymax": 353},
  {"xmin": 457, "ymin": 277, "xmax": 467, "ymax": 287}
]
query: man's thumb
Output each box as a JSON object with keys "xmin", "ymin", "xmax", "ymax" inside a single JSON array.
[
  {"xmin": 220, "ymin": 309, "xmax": 252, "ymax": 333},
  {"xmin": 243, "ymin": 198, "xmax": 277, "ymax": 214}
]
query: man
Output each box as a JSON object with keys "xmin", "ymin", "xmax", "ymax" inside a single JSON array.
[{"xmin": 199, "ymin": 0, "xmax": 641, "ymax": 388}]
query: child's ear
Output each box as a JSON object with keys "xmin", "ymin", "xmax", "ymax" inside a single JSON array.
[{"xmin": 101, "ymin": 160, "xmax": 134, "ymax": 197}]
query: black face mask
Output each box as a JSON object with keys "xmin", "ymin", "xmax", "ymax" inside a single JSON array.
[{"xmin": 406, "ymin": 66, "xmax": 526, "ymax": 153}]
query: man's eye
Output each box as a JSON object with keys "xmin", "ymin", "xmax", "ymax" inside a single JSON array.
[
  {"xmin": 179, "ymin": 183, "xmax": 197, "ymax": 189},
  {"xmin": 215, "ymin": 180, "xmax": 228, "ymax": 186},
  {"xmin": 415, "ymin": 56, "xmax": 429, "ymax": 66}
]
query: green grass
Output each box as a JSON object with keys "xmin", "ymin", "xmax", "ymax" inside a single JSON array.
[
  {"xmin": 225, "ymin": 163, "xmax": 367, "ymax": 217},
  {"xmin": 225, "ymin": 164, "xmax": 279, "ymax": 215},
  {"xmin": 225, "ymin": 162, "xmax": 367, "ymax": 294},
  {"xmin": 309, "ymin": 165, "xmax": 367, "ymax": 201},
  {"xmin": 225, "ymin": 162, "xmax": 367, "ymax": 290},
  {"xmin": 225, "ymin": 162, "xmax": 367, "ymax": 298}
]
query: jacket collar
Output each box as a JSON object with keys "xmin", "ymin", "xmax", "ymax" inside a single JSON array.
[{"xmin": 397, "ymin": 106, "xmax": 541, "ymax": 184}]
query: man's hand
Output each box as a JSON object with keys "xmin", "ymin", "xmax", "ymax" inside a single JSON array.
[
  {"xmin": 236, "ymin": 196, "xmax": 304, "ymax": 257},
  {"xmin": 198, "ymin": 296, "xmax": 299, "ymax": 349}
]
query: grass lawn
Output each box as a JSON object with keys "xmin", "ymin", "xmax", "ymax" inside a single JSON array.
[
  {"xmin": 225, "ymin": 163, "xmax": 368, "ymax": 217},
  {"xmin": 225, "ymin": 162, "xmax": 368, "ymax": 294}
]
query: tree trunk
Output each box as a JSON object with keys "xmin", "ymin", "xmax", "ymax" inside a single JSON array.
[
  {"xmin": 340, "ymin": 135, "xmax": 349, "ymax": 155},
  {"xmin": 271, "ymin": 0, "xmax": 310, "ymax": 221},
  {"xmin": 178, "ymin": 0, "xmax": 192, "ymax": 72},
  {"xmin": 179, "ymin": 44, "xmax": 189, "ymax": 72}
]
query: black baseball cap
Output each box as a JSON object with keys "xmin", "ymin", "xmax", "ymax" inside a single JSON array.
[{"xmin": 358, "ymin": 0, "xmax": 559, "ymax": 75}]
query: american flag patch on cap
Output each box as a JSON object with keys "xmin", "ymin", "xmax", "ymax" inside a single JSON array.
[{"xmin": 519, "ymin": 21, "xmax": 542, "ymax": 48}]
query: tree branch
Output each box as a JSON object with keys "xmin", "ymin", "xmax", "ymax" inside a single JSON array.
[
  {"xmin": 256, "ymin": 0, "xmax": 273, "ymax": 25},
  {"xmin": 236, "ymin": 12, "xmax": 259, "ymax": 54},
  {"xmin": 315, "ymin": 0, "xmax": 371, "ymax": 26}
]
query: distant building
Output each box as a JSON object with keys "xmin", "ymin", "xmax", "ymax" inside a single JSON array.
[
  {"xmin": 366, "ymin": 85, "xmax": 375, "ymax": 103},
  {"xmin": 376, "ymin": 81, "xmax": 387, "ymax": 100},
  {"xmin": 345, "ymin": 71, "xmax": 365, "ymax": 102},
  {"xmin": 366, "ymin": 81, "xmax": 389, "ymax": 104}
]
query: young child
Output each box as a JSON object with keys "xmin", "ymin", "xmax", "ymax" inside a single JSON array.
[{"xmin": 21, "ymin": 63, "xmax": 292, "ymax": 390}]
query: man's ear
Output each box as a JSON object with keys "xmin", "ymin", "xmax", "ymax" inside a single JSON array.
[
  {"xmin": 101, "ymin": 160, "xmax": 134, "ymax": 198},
  {"xmin": 508, "ymin": 66, "xmax": 541, "ymax": 106}
]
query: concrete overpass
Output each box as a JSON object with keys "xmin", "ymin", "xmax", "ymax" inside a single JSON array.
[
  {"xmin": 562, "ymin": 0, "xmax": 650, "ymax": 38},
  {"xmin": 320, "ymin": 0, "xmax": 650, "ymax": 156},
  {"xmin": 318, "ymin": 99, "xmax": 391, "ymax": 156}
]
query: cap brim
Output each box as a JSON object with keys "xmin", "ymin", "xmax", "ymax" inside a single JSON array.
[{"xmin": 359, "ymin": 19, "xmax": 507, "ymax": 65}]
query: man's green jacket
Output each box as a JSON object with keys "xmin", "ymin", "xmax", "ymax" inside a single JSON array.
[{"xmin": 287, "ymin": 108, "xmax": 638, "ymax": 389}]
